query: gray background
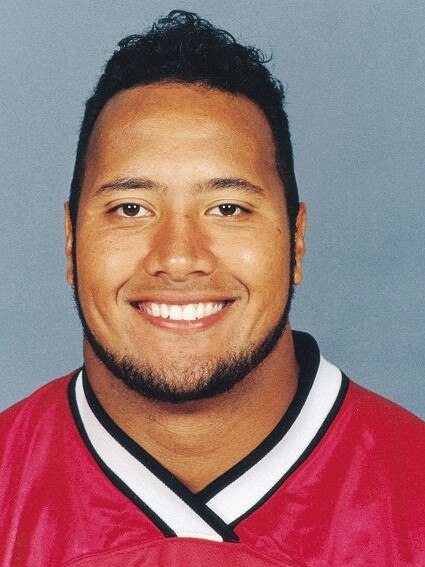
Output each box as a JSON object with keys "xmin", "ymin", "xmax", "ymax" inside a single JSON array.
[{"xmin": 1, "ymin": 1, "xmax": 424, "ymax": 417}]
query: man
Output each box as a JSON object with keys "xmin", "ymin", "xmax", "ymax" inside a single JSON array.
[{"xmin": 0, "ymin": 10, "xmax": 424, "ymax": 566}]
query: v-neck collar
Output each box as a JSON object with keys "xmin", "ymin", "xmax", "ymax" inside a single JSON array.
[{"xmin": 68, "ymin": 332, "xmax": 348, "ymax": 541}]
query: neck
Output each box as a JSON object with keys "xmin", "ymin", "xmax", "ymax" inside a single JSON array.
[{"xmin": 84, "ymin": 327, "xmax": 298, "ymax": 492}]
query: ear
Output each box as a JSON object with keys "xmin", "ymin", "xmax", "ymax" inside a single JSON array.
[
  {"xmin": 64, "ymin": 202, "xmax": 74, "ymax": 286},
  {"xmin": 293, "ymin": 203, "xmax": 307, "ymax": 286}
]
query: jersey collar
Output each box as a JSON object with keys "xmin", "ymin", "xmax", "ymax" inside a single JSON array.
[{"xmin": 68, "ymin": 332, "xmax": 348, "ymax": 541}]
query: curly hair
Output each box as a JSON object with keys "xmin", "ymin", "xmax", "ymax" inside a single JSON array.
[{"xmin": 69, "ymin": 10, "xmax": 299, "ymax": 234}]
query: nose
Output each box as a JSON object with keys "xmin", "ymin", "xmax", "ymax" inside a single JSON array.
[{"xmin": 141, "ymin": 213, "xmax": 216, "ymax": 281}]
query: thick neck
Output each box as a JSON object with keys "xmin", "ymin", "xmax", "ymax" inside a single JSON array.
[{"xmin": 83, "ymin": 326, "xmax": 298, "ymax": 492}]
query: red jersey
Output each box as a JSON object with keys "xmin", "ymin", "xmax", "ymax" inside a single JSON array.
[{"xmin": 1, "ymin": 332, "xmax": 424, "ymax": 566}]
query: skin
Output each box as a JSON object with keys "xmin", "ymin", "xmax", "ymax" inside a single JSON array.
[{"xmin": 65, "ymin": 83, "xmax": 307, "ymax": 491}]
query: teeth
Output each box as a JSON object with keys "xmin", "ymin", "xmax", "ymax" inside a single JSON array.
[
  {"xmin": 182, "ymin": 304, "xmax": 197, "ymax": 320},
  {"xmin": 151, "ymin": 303, "xmax": 161, "ymax": 317},
  {"xmin": 169, "ymin": 305, "xmax": 182, "ymax": 320},
  {"xmin": 143, "ymin": 302, "xmax": 225, "ymax": 321},
  {"xmin": 212, "ymin": 302, "xmax": 220, "ymax": 314},
  {"xmin": 196, "ymin": 303, "xmax": 205, "ymax": 319}
]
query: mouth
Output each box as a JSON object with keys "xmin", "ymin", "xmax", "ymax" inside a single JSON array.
[
  {"xmin": 134, "ymin": 301, "xmax": 227, "ymax": 320},
  {"xmin": 130, "ymin": 300, "xmax": 233, "ymax": 330}
]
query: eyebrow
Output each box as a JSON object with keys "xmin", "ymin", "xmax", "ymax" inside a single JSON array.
[
  {"xmin": 94, "ymin": 177, "xmax": 265, "ymax": 197},
  {"xmin": 95, "ymin": 178, "xmax": 167, "ymax": 194},
  {"xmin": 200, "ymin": 178, "xmax": 265, "ymax": 196}
]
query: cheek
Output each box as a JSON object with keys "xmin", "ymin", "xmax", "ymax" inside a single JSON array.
[
  {"xmin": 76, "ymin": 231, "xmax": 144, "ymax": 297},
  {"xmin": 215, "ymin": 227, "xmax": 290, "ymax": 297}
]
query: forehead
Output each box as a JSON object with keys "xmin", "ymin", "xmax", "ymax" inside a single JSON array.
[{"xmin": 86, "ymin": 82, "xmax": 277, "ymax": 168}]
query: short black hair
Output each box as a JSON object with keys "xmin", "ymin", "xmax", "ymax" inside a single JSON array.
[{"xmin": 69, "ymin": 10, "xmax": 299, "ymax": 232}]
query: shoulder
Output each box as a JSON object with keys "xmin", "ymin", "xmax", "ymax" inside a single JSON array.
[
  {"xmin": 0, "ymin": 370, "xmax": 79, "ymax": 443},
  {"xmin": 330, "ymin": 378, "xmax": 425, "ymax": 469},
  {"xmin": 344, "ymin": 379, "xmax": 424, "ymax": 435}
]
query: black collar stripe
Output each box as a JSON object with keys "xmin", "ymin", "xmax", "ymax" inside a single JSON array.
[
  {"xmin": 205, "ymin": 355, "xmax": 343, "ymax": 524},
  {"xmin": 74, "ymin": 372, "xmax": 224, "ymax": 542},
  {"xmin": 70, "ymin": 333, "xmax": 347, "ymax": 539}
]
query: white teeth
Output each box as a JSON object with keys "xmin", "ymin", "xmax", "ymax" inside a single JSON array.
[
  {"xmin": 204, "ymin": 302, "xmax": 214, "ymax": 317},
  {"xmin": 151, "ymin": 303, "xmax": 161, "ymax": 317},
  {"xmin": 143, "ymin": 302, "xmax": 225, "ymax": 321},
  {"xmin": 169, "ymin": 305, "xmax": 183, "ymax": 320},
  {"xmin": 196, "ymin": 303, "xmax": 205, "ymax": 319},
  {"xmin": 182, "ymin": 304, "xmax": 197, "ymax": 320},
  {"xmin": 160, "ymin": 304, "xmax": 169, "ymax": 318}
]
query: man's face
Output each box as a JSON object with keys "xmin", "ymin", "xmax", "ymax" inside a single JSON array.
[{"xmin": 65, "ymin": 83, "xmax": 306, "ymax": 402}]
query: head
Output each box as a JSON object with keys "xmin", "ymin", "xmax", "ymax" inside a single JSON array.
[
  {"xmin": 66, "ymin": 11, "xmax": 306, "ymax": 403},
  {"xmin": 69, "ymin": 10, "xmax": 299, "ymax": 235}
]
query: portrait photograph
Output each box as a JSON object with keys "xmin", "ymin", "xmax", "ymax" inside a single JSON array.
[{"xmin": 1, "ymin": 1, "xmax": 424, "ymax": 565}]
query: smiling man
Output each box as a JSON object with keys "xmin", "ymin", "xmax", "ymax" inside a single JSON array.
[{"xmin": 1, "ymin": 11, "xmax": 424, "ymax": 567}]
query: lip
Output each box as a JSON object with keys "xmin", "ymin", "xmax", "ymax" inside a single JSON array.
[{"xmin": 131, "ymin": 300, "xmax": 233, "ymax": 332}]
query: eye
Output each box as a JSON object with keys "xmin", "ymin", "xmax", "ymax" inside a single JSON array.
[
  {"xmin": 114, "ymin": 203, "xmax": 151, "ymax": 217},
  {"xmin": 208, "ymin": 203, "xmax": 248, "ymax": 217}
]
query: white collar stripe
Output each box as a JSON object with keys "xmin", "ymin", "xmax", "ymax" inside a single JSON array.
[
  {"xmin": 205, "ymin": 355, "xmax": 343, "ymax": 524},
  {"xmin": 68, "ymin": 333, "xmax": 348, "ymax": 539},
  {"xmin": 74, "ymin": 372, "xmax": 223, "ymax": 541}
]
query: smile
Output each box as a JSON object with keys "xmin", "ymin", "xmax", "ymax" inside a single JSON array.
[{"xmin": 136, "ymin": 301, "xmax": 227, "ymax": 321}]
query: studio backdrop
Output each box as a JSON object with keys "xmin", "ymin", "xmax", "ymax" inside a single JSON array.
[{"xmin": 1, "ymin": 0, "xmax": 424, "ymax": 417}]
